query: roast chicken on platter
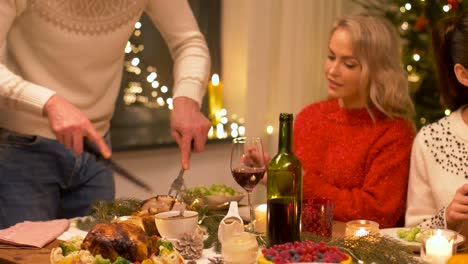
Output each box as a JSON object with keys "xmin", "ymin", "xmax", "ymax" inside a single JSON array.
[{"xmin": 81, "ymin": 222, "xmax": 159, "ymax": 262}]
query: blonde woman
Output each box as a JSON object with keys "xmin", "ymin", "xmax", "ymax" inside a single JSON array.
[{"xmin": 294, "ymin": 14, "xmax": 415, "ymax": 228}]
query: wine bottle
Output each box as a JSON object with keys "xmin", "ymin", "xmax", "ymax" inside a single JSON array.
[{"xmin": 266, "ymin": 113, "xmax": 303, "ymax": 247}]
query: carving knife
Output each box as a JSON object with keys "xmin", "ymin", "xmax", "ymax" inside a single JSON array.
[{"xmin": 83, "ymin": 139, "xmax": 153, "ymax": 192}]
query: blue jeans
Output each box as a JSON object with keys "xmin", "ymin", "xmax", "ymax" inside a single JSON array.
[{"xmin": 0, "ymin": 129, "xmax": 115, "ymax": 228}]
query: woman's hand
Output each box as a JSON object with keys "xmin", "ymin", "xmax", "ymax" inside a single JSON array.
[{"xmin": 446, "ymin": 184, "xmax": 468, "ymax": 229}]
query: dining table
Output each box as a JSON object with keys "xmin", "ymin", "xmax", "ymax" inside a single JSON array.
[{"xmin": 0, "ymin": 221, "xmax": 347, "ymax": 264}]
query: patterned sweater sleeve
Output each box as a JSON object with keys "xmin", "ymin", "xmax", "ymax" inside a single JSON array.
[
  {"xmin": 406, "ymin": 129, "xmax": 447, "ymax": 229},
  {"xmin": 145, "ymin": 0, "xmax": 211, "ymax": 107},
  {"xmin": 311, "ymin": 121, "xmax": 415, "ymax": 228},
  {"xmin": 0, "ymin": 1, "xmax": 56, "ymax": 116}
]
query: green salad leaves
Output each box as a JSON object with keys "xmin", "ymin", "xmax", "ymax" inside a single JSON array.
[{"xmin": 186, "ymin": 184, "xmax": 237, "ymax": 197}]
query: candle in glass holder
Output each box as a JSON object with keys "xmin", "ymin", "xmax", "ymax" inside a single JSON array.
[
  {"xmin": 421, "ymin": 229, "xmax": 454, "ymax": 264},
  {"xmin": 221, "ymin": 232, "xmax": 259, "ymax": 264},
  {"xmin": 254, "ymin": 204, "xmax": 267, "ymax": 234},
  {"xmin": 345, "ymin": 220, "xmax": 379, "ymax": 238}
]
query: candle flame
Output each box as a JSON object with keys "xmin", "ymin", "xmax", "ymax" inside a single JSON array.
[
  {"xmin": 255, "ymin": 204, "xmax": 267, "ymax": 212},
  {"xmin": 354, "ymin": 227, "xmax": 369, "ymax": 237},
  {"xmin": 211, "ymin": 74, "xmax": 220, "ymax": 86}
]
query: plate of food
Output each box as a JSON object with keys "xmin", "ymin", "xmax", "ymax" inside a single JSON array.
[
  {"xmin": 182, "ymin": 184, "xmax": 245, "ymax": 210},
  {"xmin": 50, "ymin": 222, "xmax": 184, "ymax": 264},
  {"xmin": 379, "ymin": 227, "xmax": 465, "ymax": 252}
]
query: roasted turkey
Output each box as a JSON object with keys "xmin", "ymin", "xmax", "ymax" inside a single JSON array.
[{"xmin": 81, "ymin": 222, "xmax": 159, "ymax": 262}]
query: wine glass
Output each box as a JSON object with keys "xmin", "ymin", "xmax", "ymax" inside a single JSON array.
[{"xmin": 230, "ymin": 136, "xmax": 266, "ymax": 232}]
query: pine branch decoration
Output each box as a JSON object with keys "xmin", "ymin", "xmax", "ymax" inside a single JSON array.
[
  {"xmin": 301, "ymin": 233, "xmax": 422, "ymax": 264},
  {"xmin": 199, "ymin": 213, "xmax": 225, "ymax": 252},
  {"xmin": 76, "ymin": 198, "xmax": 142, "ymax": 230},
  {"xmin": 72, "ymin": 198, "xmax": 421, "ymax": 263}
]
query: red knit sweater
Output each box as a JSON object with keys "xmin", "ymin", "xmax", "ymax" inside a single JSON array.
[{"xmin": 294, "ymin": 99, "xmax": 415, "ymax": 228}]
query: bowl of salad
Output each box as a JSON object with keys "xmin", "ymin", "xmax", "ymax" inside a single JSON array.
[{"xmin": 183, "ymin": 184, "xmax": 244, "ymax": 210}]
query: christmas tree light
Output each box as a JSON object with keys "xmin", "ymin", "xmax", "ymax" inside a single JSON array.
[
  {"xmin": 353, "ymin": 0, "xmax": 467, "ymax": 128},
  {"xmin": 121, "ymin": 21, "xmax": 248, "ymax": 140}
]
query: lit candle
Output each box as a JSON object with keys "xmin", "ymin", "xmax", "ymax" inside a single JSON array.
[
  {"xmin": 423, "ymin": 229, "xmax": 453, "ymax": 264},
  {"xmin": 207, "ymin": 74, "xmax": 223, "ymax": 125},
  {"xmin": 222, "ymin": 232, "xmax": 259, "ymax": 264},
  {"xmin": 254, "ymin": 204, "xmax": 267, "ymax": 234},
  {"xmin": 354, "ymin": 227, "xmax": 369, "ymax": 237},
  {"xmin": 345, "ymin": 220, "xmax": 379, "ymax": 238}
]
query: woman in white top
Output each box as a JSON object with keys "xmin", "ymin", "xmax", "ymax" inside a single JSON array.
[{"xmin": 406, "ymin": 10, "xmax": 468, "ymax": 237}]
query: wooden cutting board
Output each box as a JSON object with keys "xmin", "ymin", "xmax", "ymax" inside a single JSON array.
[{"xmin": 0, "ymin": 240, "xmax": 59, "ymax": 263}]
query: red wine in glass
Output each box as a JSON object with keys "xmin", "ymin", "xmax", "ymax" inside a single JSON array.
[
  {"xmin": 231, "ymin": 167, "xmax": 265, "ymax": 192},
  {"xmin": 230, "ymin": 136, "xmax": 266, "ymax": 232}
]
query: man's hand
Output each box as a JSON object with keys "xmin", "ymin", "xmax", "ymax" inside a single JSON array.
[
  {"xmin": 43, "ymin": 94, "xmax": 111, "ymax": 158},
  {"xmin": 446, "ymin": 184, "xmax": 468, "ymax": 229},
  {"xmin": 171, "ymin": 97, "xmax": 211, "ymax": 170}
]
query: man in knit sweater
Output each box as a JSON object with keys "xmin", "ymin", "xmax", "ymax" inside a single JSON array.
[{"xmin": 0, "ymin": 0, "xmax": 211, "ymax": 228}]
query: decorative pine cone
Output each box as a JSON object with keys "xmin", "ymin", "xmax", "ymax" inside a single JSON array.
[
  {"xmin": 174, "ymin": 231, "xmax": 204, "ymax": 260},
  {"xmin": 208, "ymin": 256, "xmax": 225, "ymax": 264}
]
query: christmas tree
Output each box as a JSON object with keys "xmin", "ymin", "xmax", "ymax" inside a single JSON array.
[{"xmin": 353, "ymin": 0, "xmax": 467, "ymax": 128}]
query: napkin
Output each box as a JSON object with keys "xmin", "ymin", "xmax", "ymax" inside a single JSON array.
[{"xmin": 0, "ymin": 219, "xmax": 70, "ymax": 248}]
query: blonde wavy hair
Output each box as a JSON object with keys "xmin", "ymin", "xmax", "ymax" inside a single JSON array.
[{"xmin": 331, "ymin": 14, "xmax": 415, "ymax": 122}]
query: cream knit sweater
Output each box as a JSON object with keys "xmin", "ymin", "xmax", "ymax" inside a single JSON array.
[
  {"xmin": 406, "ymin": 107, "xmax": 468, "ymax": 235},
  {"xmin": 0, "ymin": 0, "xmax": 210, "ymax": 139}
]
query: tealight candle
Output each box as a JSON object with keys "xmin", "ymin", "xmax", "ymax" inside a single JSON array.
[
  {"xmin": 354, "ymin": 227, "xmax": 369, "ymax": 237},
  {"xmin": 345, "ymin": 220, "xmax": 379, "ymax": 238},
  {"xmin": 254, "ymin": 204, "xmax": 267, "ymax": 234},
  {"xmin": 421, "ymin": 229, "xmax": 454, "ymax": 264}
]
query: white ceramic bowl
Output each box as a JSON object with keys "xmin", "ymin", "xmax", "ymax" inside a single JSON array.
[{"xmin": 154, "ymin": 210, "xmax": 198, "ymax": 239}]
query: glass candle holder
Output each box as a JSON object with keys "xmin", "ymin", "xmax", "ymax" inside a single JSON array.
[
  {"xmin": 222, "ymin": 232, "xmax": 259, "ymax": 264},
  {"xmin": 420, "ymin": 229, "xmax": 456, "ymax": 264},
  {"xmin": 344, "ymin": 220, "xmax": 380, "ymax": 238},
  {"xmin": 254, "ymin": 204, "xmax": 267, "ymax": 234}
]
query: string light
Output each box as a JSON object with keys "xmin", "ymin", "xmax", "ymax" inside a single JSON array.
[
  {"xmin": 122, "ymin": 20, "xmax": 247, "ymax": 140},
  {"xmin": 405, "ymin": 3, "xmax": 412, "ymax": 10},
  {"xmin": 420, "ymin": 117, "xmax": 427, "ymax": 125},
  {"xmin": 443, "ymin": 5, "xmax": 450, "ymax": 12},
  {"xmin": 131, "ymin": 58, "xmax": 140, "ymax": 66},
  {"xmin": 401, "ymin": 21, "xmax": 409, "ymax": 30},
  {"xmin": 122, "ymin": 20, "xmax": 173, "ymax": 110},
  {"xmin": 125, "ymin": 42, "xmax": 132, "ymax": 53},
  {"xmin": 266, "ymin": 125, "xmax": 274, "ymax": 135},
  {"xmin": 408, "ymin": 72, "xmax": 421, "ymax": 82}
]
